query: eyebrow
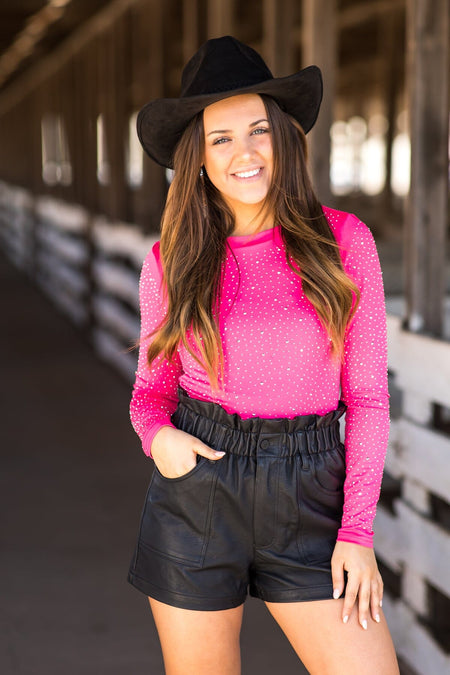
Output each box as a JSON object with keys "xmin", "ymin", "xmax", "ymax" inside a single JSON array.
[{"xmin": 206, "ymin": 118, "xmax": 269, "ymax": 136}]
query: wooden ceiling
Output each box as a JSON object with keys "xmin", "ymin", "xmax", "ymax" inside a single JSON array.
[
  {"xmin": 0, "ymin": 0, "xmax": 406, "ymax": 94},
  {"xmin": 0, "ymin": 1, "xmax": 47, "ymax": 55},
  {"xmin": 0, "ymin": 0, "xmax": 111, "ymax": 90}
]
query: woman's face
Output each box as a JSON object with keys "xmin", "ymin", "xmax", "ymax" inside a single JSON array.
[{"xmin": 202, "ymin": 93, "xmax": 273, "ymax": 220}]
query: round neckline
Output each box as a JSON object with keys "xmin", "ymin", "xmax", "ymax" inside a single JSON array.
[{"xmin": 227, "ymin": 224, "xmax": 281, "ymax": 249}]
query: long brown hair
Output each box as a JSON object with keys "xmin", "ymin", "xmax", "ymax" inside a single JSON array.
[{"xmin": 146, "ymin": 95, "xmax": 360, "ymax": 388}]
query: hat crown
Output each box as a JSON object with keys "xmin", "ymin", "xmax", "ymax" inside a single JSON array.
[{"xmin": 181, "ymin": 36, "xmax": 273, "ymax": 98}]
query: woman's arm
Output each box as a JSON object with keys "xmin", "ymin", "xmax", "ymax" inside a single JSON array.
[
  {"xmin": 332, "ymin": 216, "xmax": 389, "ymax": 629},
  {"xmin": 129, "ymin": 242, "xmax": 182, "ymax": 457},
  {"xmin": 337, "ymin": 217, "xmax": 390, "ymax": 547},
  {"xmin": 129, "ymin": 242, "xmax": 223, "ymax": 473}
]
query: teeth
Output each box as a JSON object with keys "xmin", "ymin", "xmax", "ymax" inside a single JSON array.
[{"xmin": 235, "ymin": 168, "xmax": 260, "ymax": 178}]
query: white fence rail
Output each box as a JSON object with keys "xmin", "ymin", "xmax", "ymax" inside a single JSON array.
[
  {"xmin": 1, "ymin": 182, "xmax": 449, "ymax": 675},
  {"xmin": 0, "ymin": 181, "xmax": 156, "ymax": 378},
  {"xmin": 375, "ymin": 315, "xmax": 450, "ymax": 674}
]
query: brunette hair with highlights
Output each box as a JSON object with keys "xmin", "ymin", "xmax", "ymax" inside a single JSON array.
[{"xmin": 146, "ymin": 95, "xmax": 360, "ymax": 388}]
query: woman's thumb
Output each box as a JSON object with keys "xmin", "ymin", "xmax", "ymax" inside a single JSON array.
[{"xmin": 195, "ymin": 442, "xmax": 226, "ymax": 461}]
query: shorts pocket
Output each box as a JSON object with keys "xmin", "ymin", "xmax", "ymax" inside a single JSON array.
[
  {"xmin": 138, "ymin": 457, "xmax": 220, "ymax": 566},
  {"xmin": 296, "ymin": 448, "xmax": 345, "ymax": 565},
  {"xmin": 153, "ymin": 454, "xmax": 206, "ymax": 482},
  {"xmin": 310, "ymin": 443, "xmax": 346, "ymax": 495}
]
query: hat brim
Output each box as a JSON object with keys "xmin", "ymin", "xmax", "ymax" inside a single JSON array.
[{"xmin": 137, "ymin": 65, "xmax": 322, "ymax": 168}]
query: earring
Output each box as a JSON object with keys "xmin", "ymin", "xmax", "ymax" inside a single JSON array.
[{"xmin": 200, "ymin": 166, "xmax": 204, "ymax": 177}]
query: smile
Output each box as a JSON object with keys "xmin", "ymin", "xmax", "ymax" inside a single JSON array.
[{"xmin": 233, "ymin": 168, "xmax": 262, "ymax": 179}]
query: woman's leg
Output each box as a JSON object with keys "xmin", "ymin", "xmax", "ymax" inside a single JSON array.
[
  {"xmin": 265, "ymin": 598, "xmax": 399, "ymax": 675},
  {"xmin": 149, "ymin": 598, "xmax": 244, "ymax": 675}
]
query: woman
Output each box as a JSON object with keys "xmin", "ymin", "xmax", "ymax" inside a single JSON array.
[{"xmin": 128, "ymin": 36, "xmax": 399, "ymax": 674}]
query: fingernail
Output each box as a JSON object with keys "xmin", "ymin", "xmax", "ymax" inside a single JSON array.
[
  {"xmin": 343, "ymin": 615, "xmax": 349, "ymax": 624},
  {"xmin": 214, "ymin": 451, "xmax": 226, "ymax": 457},
  {"xmin": 333, "ymin": 589, "xmax": 341, "ymax": 599},
  {"xmin": 362, "ymin": 620, "xmax": 368, "ymax": 630},
  {"xmin": 375, "ymin": 614, "xmax": 380, "ymax": 623}
]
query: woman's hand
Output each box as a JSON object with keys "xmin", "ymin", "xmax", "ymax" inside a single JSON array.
[
  {"xmin": 331, "ymin": 540, "xmax": 383, "ymax": 630},
  {"xmin": 151, "ymin": 425, "xmax": 225, "ymax": 479}
]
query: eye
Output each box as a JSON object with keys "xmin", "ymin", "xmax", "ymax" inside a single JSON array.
[
  {"xmin": 251, "ymin": 127, "xmax": 270, "ymax": 136},
  {"xmin": 212, "ymin": 136, "xmax": 230, "ymax": 145}
]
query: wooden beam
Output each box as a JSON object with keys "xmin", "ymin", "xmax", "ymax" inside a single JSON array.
[
  {"xmin": 131, "ymin": 0, "xmax": 166, "ymax": 231},
  {"xmin": 339, "ymin": 0, "xmax": 405, "ymax": 30},
  {"xmin": 103, "ymin": 18, "xmax": 128, "ymax": 221},
  {"xmin": 0, "ymin": 0, "xmax": 142, "ymax": 117},
  {"xmin": 338, "ymin": 56, "xmax": 386, "ymax": 91},
  {"xmin": 292, "ymin": 0, "xmax": 404, "ymax": 47},
  {"xmin": 207, "ymin": 0, "xmax": 234, "ymax": 38},
  {"xmin": 404, "ymin": 0, "xmax": 449, "ymax": 336},
  {"xmin": 58, "ymin": 62, "xmax": 76, "ymax": 204},
  {"xmin": 183, "ymin": 0, "xmax": 200, "ymax": 65},
  {"xmin": 262, "ymin": 0, "xmax": 295, "ymax": 76},
  {"xmin": 379, "ymin": 10, "xmax": 404, "ymax": 215},
  {"xmin": 302, "ymin": 0, "xmax": 336, "ymax": 206}
]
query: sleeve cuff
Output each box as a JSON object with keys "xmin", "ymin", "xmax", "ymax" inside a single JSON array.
[
  {"xmin": 142, "ymin": 421, "xmax": 176, "ymax": 458},
  {"xmin": 337, "ymin": 527, "xmax": 374, "ymax": 548}
]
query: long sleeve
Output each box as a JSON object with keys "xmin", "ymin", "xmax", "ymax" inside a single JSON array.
[
  {"xmin": 129, "ymin": 242, "xmax": 183, "ymax": 457},
  {"xmin": 336, "ymin": 218, "xmax": 390, "ymax": 547}
]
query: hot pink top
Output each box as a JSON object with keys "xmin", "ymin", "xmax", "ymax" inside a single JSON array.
[{"xmin": 130, "ymin": 206, "xmax": 390, "ymax": 548}]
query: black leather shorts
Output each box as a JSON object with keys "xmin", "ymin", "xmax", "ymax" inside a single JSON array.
[{"xmin": 128, "ymin": 387, "xmax": 347, "ymax": 610}]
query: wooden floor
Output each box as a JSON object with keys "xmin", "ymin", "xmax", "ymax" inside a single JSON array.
[{"xmin": 0, "ymin": 250, "xmax": 308, "ymax": 674}]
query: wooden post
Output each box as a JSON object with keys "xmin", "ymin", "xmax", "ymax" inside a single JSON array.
[
  {"xmin": 207, "ymin": 0, "xmax": 234, "ymax": 38},
  {"xmin": 104, "ymin": 20, "xmax": 128, "ymax": 221},
  {"xmin": 83, "ymin": 45, "xmax": 99, "ymax": 212},
  {"xmin": 30, "ymin": 94, "xmax": 42, "ymax": 195},
  {"xmin": 404, "ymin": 0, "xmax": 449, "ymax": 337},
  {"xmin": 302, "ymin": 0, "xmax": 336, "ymax": 206},
  {"xmin": 263, "ymin": 0, "xmax": 295, "ymax": 76},
  {"xmin": 129, "ymin": 0, "xmax": 166, "ymax": 232},
  {"xmin": 380, "ymin": 9, "xmax": 404, "ymax": 216},
  {"xmin": 183, "ymin": 0, "xmax": 200, "ymax": 64},
  {"xmin": 59, "ymin": 63, "xmax": 75, "ymax": 204},
  {"xmin": 95, "ymin": 37, "xmax": 109, "ymax": 213}
]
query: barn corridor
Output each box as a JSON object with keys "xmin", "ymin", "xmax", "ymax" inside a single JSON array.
[{"xmin": 0, "ymin": 249, "xmax": 308, "ymax": 674}]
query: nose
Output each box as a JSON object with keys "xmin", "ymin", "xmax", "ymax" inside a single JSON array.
[{"xmin": 235, "ymin": 135, "xmax": 253, "ymax": 161}]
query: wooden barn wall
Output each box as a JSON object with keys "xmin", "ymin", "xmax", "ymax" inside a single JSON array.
[
  {"xmin": 0, "ymin": 0, "xmax": 409, "ymax": 233},
  {"xmin": 0, "ymin": 0, "xmax": 175, "ymax": 231}
]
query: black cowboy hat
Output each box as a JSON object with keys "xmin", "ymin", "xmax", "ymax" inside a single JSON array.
[{"xmin": 137, "ymin": 35, "xmax": 323, "ymax": 169}]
